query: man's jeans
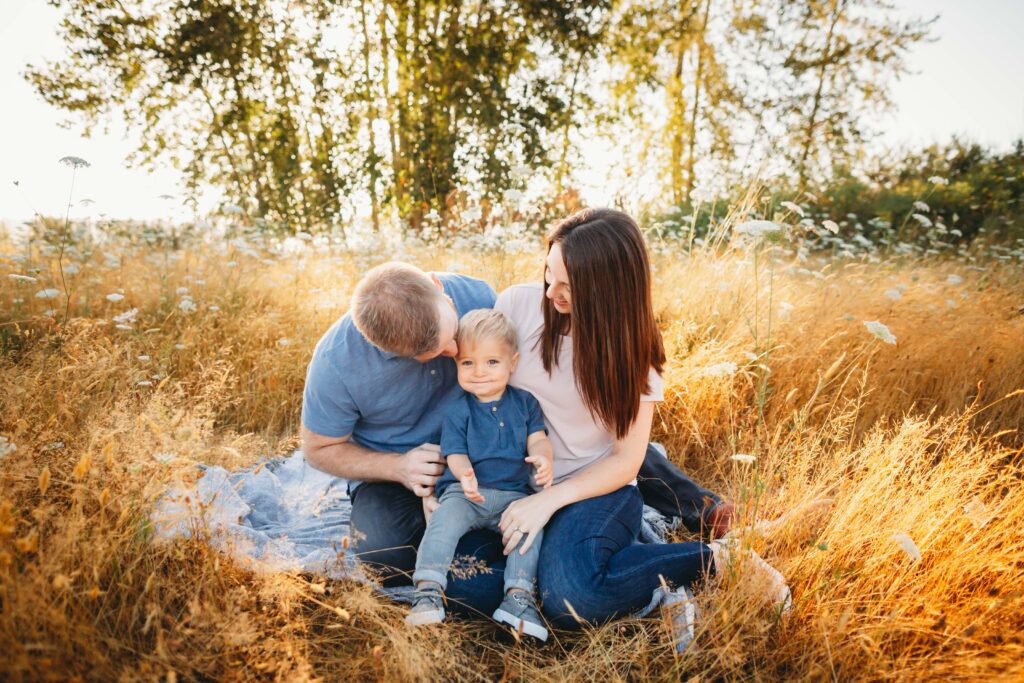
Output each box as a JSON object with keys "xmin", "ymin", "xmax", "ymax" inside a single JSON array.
[
  {"xmin": 413, "ymin": 484, "xmax": 540, "ymax": 595},
  {"xmin": 349, "ymin": 443, "xmax": 721, "ymax": 620}
]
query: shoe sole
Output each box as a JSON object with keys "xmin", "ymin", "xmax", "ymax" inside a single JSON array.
[
  {"xmin": 492, "ymin": 608, "xmax": 549, "ymax": 642},
  {"xmin": 405, "ymin": 609, "xmax": 445, "ymax": 626}
]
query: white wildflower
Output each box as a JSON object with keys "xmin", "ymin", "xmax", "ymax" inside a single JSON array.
[
  {"xmin": 174, "ymin": 343, "xmax": 186, "ymax": 350},
  {"xmin": 780, "ymin": 201, "xmax": 805, "ymax": 217},
  {"xmin": 113, "ymin": 308, "xmax": 138, "ymax": 324},
  {"xmin": 462, "ymin": 206, "xmax": 483, "ymax": 222},
  {"xmin": 59, "ymin": 155, "xmax": 91, "ymax": 169},
  {"xmin": 178, "ymin": 297, "xmax": 197, "ymax": 314},
  {"xmin": 42, "ymin": 441, "xmax": 64, "ymax": 451},
  {"xmin": 864, "ymin": 320, "xmax": 897, "ymax": 345},
  {"xmin": 928, "ymin": 176, "xmax": 949, "ymax": 186},
  {"xmin": 734, "ymin": 220, "xmax": 781, "ymax": 237},
  {"xmin": 106, "ymin": 293, "xmax": 125, "ymax": 302},
  {"xmin": 946, "ymin": 274, "xmax": 963, "ymax": 285},
  {"xmin": 510, "ymin": 164, "xmax": 531, "ymax": 180},
  {"xmin": 115, "ymin": 324, "xmax": 133, "ymax": 331},
  {"xmin": 176, "ymin": 287, "xmax": 189, "ymax": 295},
  {"xmin": 730, "ymin": 453, "xmax": 757, "ymax": 465},
  {"xmin": 913, "ymin": 200, "xmax": 930, "ymax": 213},
  {"xmin": 35, "ymin": 288, "xmax": 60, "ymax": 299},
  {"xmin": 884, "ymin": 289, "xmax": 902, "ymax": 301},
  {"xmin": 223, "ymin": 203, "xmax": 245, "ymax": 215},
  {"xmin": 137, "ymin": 355, "xmax": 151, "ymax": 362},
  {"xmin": 208, "ymin": 305, "xmax": 220, "ymax": 312},
  {"xmin": 504, "ymin": 189, "xmax": 524, "ymax": 203},
  {"xmin": 946, "ymin": 299, "xmax": 958, "ymax": 308},
  {"xmin": 963, "ymin": 497, "xmax": 991, "ymax": 529},
  {"xmin": 8, "ymin": 274, "xmax": 38, "ymax": 283},
  {"xmin": 136, "ymin": 380, "xmax": 153, "ymax": 387},
  {"xmin": 0, "ymin": 436, "xmax": 15, "ymax": 459},
  {"xmin": 689, "ymin": 185, "xmax": 716, "ymax": 203},
  {"xmin": 822, "ymin": 220, "xmax": 840, "ymax": 234},
  {"xmin": 702, "ymin": 361, "xmax": 738, "ymax": 378},
  {"xmin": 43, "ymin": 309, "xmax": 57, "ymax": 317},
  {"xmin": 277, "ymin": 338, "xmax": 291, "ymax": 347},
  {"xmin": 892, "ymin": 532, "xmax": 922, "ymax": 562},
  {"xmin": 226, "ymin": 261, "xmax": 238, "ymax": 268},
  {"xmin": 911, "ymin": 213, "xmax": 932, "ymax": 228}
]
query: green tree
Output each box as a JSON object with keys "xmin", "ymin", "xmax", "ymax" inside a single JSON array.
[{"xmin": 28, "ymin": 0, "xmax": 608, "ymax": 231}]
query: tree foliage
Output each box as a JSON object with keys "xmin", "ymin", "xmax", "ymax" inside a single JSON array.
[{"xmin": 28, "ymin": 0, "xmax": 933, "ymax": 230}]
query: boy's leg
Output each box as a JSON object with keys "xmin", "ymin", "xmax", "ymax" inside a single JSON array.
[
  {"xmin": 444, "ymin": 530, "xmax": 506, "ymax": 617},
  {"xmin": 348, "ymin": 482, "xmax": 425, "ymax": 586},
  {"xmin": 412, "ymin": 489, "xmax": 481, "ymax": 591},
  {"xmin": 637, "ymin": 442, "xmax": 728, "ymax": 535},
  {"xmin": 504, "ymin": 527, "xmax": 543, "ymax": 594}
]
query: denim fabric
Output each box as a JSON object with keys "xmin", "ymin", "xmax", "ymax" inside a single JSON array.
[
  {"xmin": 637, "ymin": 442, "xmax": 723, "ymax": 533},
  {"xmin": 348, "ymin": 443, "xmax": 718, "ymax": 620},
  {"xmin": 537, "ymin": 485, "xmax": 713, "ymax": 629},
  {"xmin": 349, "ymin": 480, "xmax": 507, "ymax": 615},
  {"xmin": 436, "ymin": 386, "xmax": 546, "ymax": 497},
  {"xmin": 414, "ymin": 484, "xmax": 541, "ymax": 594}
]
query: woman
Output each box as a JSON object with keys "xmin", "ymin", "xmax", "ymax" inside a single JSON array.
[{"xmin": 493, "ymin": 208, "xmax": 790, "ymax": 628}]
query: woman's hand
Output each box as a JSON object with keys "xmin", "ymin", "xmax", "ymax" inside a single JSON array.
[{"xmin": 499, "ymin": 489, "xmax": 560, "ymax": 556}]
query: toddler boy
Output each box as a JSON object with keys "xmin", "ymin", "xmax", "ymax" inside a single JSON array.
[{"xmin": 405, "ymin": 309, "xmax": 553, "ymax": 641}]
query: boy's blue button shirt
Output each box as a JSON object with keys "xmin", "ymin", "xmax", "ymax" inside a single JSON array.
[
  {"xmin": 436, "ymin": 385, "xmax": 547, "ymax": 496},
  {"xmin": 300, "ymin": 273, "xmax": 496, "ymax": 492}
]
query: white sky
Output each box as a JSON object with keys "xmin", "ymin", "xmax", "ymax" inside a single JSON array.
[{"xmin": 0, "ymin": 0, "xmax": 1022, "ymax": 225}]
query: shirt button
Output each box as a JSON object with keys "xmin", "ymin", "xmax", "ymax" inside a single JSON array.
[
  {"xmin": 430, "ymin": 369, "xmax": 437, "ymax": 375},
  {"xmin": 492, "ymin": 407, "xmax": 497, "ymax": 412},
  {"xmin": 499, "ymin": 421, "xmax": 505, "ymax": 427}
]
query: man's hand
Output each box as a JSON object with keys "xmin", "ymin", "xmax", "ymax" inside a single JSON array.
[
  {"xmin": 396, "ymin": 443, "xmax": 445, "ymax": 497},
  {"xmin": 422, "ymin": 494, "xmax": 440, "ymax": 523},
  {"xmin": 459, "ymin": 468, "xmax": 486, "ymax": 503}
]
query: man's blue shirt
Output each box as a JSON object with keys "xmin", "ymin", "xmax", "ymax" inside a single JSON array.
[
  {"xmin": 436, "ymin": 385, "xmax": 547, "ymax": 496},
  {"xmin": 301, "ymin": 273, "xmax": 496, "ymax": 492}
]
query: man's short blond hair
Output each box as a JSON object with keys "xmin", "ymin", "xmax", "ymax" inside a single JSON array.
[
  {"xmin": 456, "ymin": 309, "xmax": 518, "ymax": 354},
  {"xmin": 351, "ymin": 262, "xmax": 444, "ymax": 356}
]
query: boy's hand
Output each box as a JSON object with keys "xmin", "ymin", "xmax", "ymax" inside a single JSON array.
[
  {"xmin": 460, "ymin": 469, "xmax": 486, "ymax": 503},
  {"xmin": 526, "ymin": 452, "xmax": 553, "ymax": 488},
  {"xmin": 422, "ymin": 494, "xmax": 440, "ymax": 523}
]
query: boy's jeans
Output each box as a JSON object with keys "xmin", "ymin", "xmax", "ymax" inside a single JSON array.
[{"xmin": 413, "ymin": 483, "xmax": 541, "ymax": 595}]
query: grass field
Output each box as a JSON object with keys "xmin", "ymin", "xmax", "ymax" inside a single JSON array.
[{"xmin": 1, "ymin": 224, "xmax": 1023, "ymax": 681}]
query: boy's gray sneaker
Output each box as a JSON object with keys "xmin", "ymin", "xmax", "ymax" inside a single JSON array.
[
  {"xmin": 492, "ymin": 590, "xmax": 548, "ymax": 642},
  {"xmin": 405, "ymin": 584, "xmax": 446, "ymax": 626}
]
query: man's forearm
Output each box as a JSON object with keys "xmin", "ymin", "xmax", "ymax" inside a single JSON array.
[{"xmin": 306, "ymin": 439, "xmax": 400, "ymax": 482}]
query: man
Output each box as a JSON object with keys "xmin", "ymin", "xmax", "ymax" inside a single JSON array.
[{"xmin": 301, "ymin": 261, "xmax": 731, "ymax": 612}]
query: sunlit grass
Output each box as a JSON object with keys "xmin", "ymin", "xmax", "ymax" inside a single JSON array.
[{"xmin": 1, "ymin": 226, "xmax": 1022, "ymax": 680}]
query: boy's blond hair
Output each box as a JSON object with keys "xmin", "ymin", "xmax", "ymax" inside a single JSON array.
[
  {"xmin": 350, "ymin": 261, "xmax": 444, "ymax": 357},
  {"xmin": 456, "ymin": 309, "xmax": 518, "ymax": 354}
]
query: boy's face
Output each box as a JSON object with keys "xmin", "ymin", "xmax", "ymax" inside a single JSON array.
[{"xmin": 456, "ymin": 337, "xmax": 519, "ymax": 400}]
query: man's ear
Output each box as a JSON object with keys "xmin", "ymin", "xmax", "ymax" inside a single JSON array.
[
  {"xmin": 430, "ymin": 273, "xmax": 444, "ymax": 291},
  {"xmin": 510, "ymin": 351, "xmax": 520, "ymax": 372}
]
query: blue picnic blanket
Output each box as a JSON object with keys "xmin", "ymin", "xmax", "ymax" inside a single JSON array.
[{"xmin": 152, "ymin": 450, "xmax": 682, "ymax": 614}]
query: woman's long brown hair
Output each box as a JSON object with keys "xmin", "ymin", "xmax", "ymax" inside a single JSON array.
[{"xmin": 540, "ymin": 208, "xmax": 666, "ymax": 439}]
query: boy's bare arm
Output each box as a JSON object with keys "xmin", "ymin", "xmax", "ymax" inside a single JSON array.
[
  {"xmin": 446, "ymin": 453, "xmax": 485, "ymax": 502},
  {"xmin": 445, "ymin": 453, "xmax": 472, "ymax": 479},
  {"xmin": 526, "ymin": 431, "xmax": 554, "ymax": 487}
]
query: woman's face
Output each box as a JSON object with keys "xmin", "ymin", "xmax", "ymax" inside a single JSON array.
[{"xmin": 545, "ymin": 243, "xmax": 572, "ymax": 315}]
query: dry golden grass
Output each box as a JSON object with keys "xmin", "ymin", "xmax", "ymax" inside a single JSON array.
[{"xmin": 1, "ymin": 235, "xmax": 1022, "ymax": 682}]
